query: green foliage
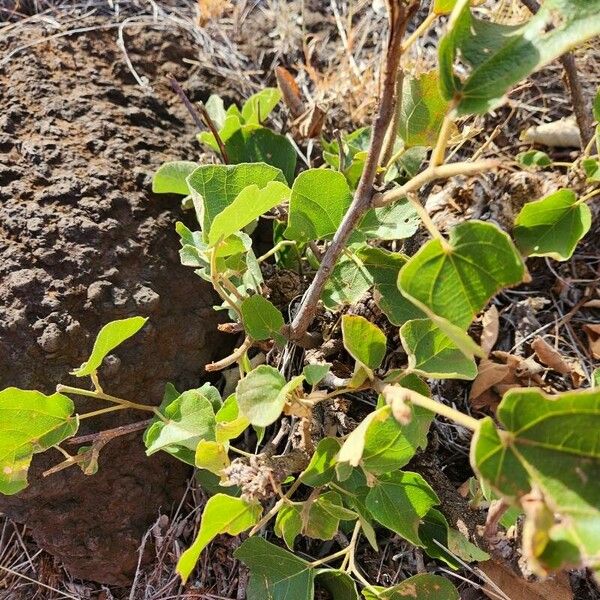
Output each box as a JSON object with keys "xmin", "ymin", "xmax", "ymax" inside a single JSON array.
[
  {"xmin": 72, "ymin": 316, "xmax": 147, "ymax": 377},
  {"xmin": 241, "ymin": 88, "xmax": 282, "ymax": 124},
  {"xmin": 363, "ymin": 574, "xmax": 459, "ymax": 599},
  {"xmin": 400, "ymin": 319, "xmax": 477, "ymax": 379},
  {"xmin": 303, "ymin": 363, "xmax": 331, "ymax": 386},
  {"xmin": 241, "ymin": 295, "xmax": 285, "ymax": 344},
  {"xmin": 342, "ymin": 315, "xmax": 386, "ymax": 371},
  {"xmin": 152, "ymin": 160, "xmax": 197, "ymax": 195},
  {"xmin": 472, "ymin": 387, "xmax": 600, "ymax": 574},
  {"xmin": 399, "ymin": 71, "xmax": 450, "ymax": 147},
  {"xmin": 583, "ymin": 158, "xmax": 600, "ymax": 182},
  {"xmin": 513, "ymin": 189, "xmax": 592, "ymax": 260},
  {"xmin": 0, "ymin": 389, "xmax": 78, "ymax": 494},
  {"xmin": 440, "ymin": 0, "xmax": 600, "ymax": 115},
  {"xmin": 517, "ymin": 150, "xmax": 552, "ymax": 168},
  {"xmin": 177, "ymin": 494, "xmax": 262, "ymax": 582},
  {"xmin": 399, "ymin": 221, "xmax": 524, "ymax": 330}
]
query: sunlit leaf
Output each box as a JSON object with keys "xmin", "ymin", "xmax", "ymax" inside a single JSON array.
[
  {"xmin": 285, "ymin": 169, "xmax": 353, "ymax": 243},
  {"xmin": 366, "ymin": 471, "xmax": 439, "ymax": 546},
  {"xmin": 400, "ymin": 318, "xmax": 477, "ymax": 379},
  {"xmin": 301, "ymin": 437, "xmax": 342, "ymax": 487},
  {"xmin": 399, "ymin": 71, "xmax": 450, "ymax": 147},
  {"xmin": 517, "ymin": 150, "xmax": 552, "ymax": 168},
  {"xmin": 208, "ymin": 181, "xmax": 290, "ymax": 246},
  {"xmin": 342, "ymin": 315, "xmax": 387, "ymax": 370},
  {"xmin": 399, "ymin": 221, "xmax": 524, "ymax": 330},
  {"xmin": 0, "ymin": 389, "xmax": 78, "ymax": 495},
  {"xmin": 303, "ymin": 363, "xmax": 331, "ymax": 386},
  {"xmin": 362, "ymin": 573, "xmax": 459, "ymax": 599},
  {"xmin": 240, "ymin": 295, "xmax": 285, "ymax": 344},
  {"xmin": 186, "ymin": 163, "xmax": 285, "ymax": 237},
  {"xmin": 513, "ymin": 189, "xmax": 592, "ymax": 260},
  {"xmin": 338, "ymin": 406, "xmax": 390, "ymax": 469},
  {"xmin": 177, "ymin": 494, "xmax": 261, "ymax": 582},
  {"xmin": 242, "ymin": 88, "xmax": 282, "ymax": 125},
  {"xmin": 152, "ymin": 161, "xmax": 197, "ymax": 195},
  {"xmin": 472, "ymin": 387, "xmax": 600, "ymax": 575},
  {"xmin": 275, "ymin": 503, "xmax": 303, "ymax": 549},
  {"xmin": 439, "ymin": 0, "xmax": 600, "ymax": 115},
  {"xmin": 583, "ymin": 158, "xmax": 600, "ymax": 182}
]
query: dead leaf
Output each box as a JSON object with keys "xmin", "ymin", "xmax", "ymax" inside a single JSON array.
[
  {"xmin": 479, "ymin": 560, "xmax": 573, "ymax": 600},
  {"xmin": 197, "ymin": 0, "xmax": 230, "ymax": 25},
  {"xmin": 583, "ymin": 299, "xmax": 600, "ymax": 309},
  {"xmin": 275, "ymin": 66, "xmax": 305, "ymax": 118},
  {"xmin": 470, "ymin": 359, "xmax": 510, "ymax": 402},
  {"xmin": 583, "ymin": 323, "xmax": 600, "ymax": 359},
  {"xmin": 522, "ymin": 116, "xmax": 581, "ymax": 148},
  {"xmin": 480, "ymin": 305, "xmax": 500, "ymax": 355},
  {"xmin": 531, "ymin": 336, "xmax": 571, "ymax": 375},
  {"xmin": 294, "ymin": 104, "xmax": 326, "ymax": 139}
]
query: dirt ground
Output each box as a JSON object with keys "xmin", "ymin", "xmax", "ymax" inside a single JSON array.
[{"xmin": 0, "ymin": 0, "xmax": 599, "ymax": 599}]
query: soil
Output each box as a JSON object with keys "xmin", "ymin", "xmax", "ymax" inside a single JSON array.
[{"xmin": 0, "ymin": 20, "xmax": 229, "ymax": 586}]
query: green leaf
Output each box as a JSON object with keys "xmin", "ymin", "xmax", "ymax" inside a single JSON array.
[
  {"xmin": 0, "ymin": 389, "xmax": 78, "ymax": 495},
  {"xmin": 208, "ymin": 181, "xmax": 290, "ymax": 246},
  {"xmin": 194, "ymin": 439, "xmax": 229, "ymax": 474},
  {"xmin": 225, "ymin": 125, "xmax": 297, "ymax": 184},
  {"xmin": 583, "ymin": 158, "xmax": 600, "ymax": 182},
  {"xmin": 186, "ymin": 163, "xmax": 285, "ymax": 237},
  {"xmin": 144, "ymin": 390, "xmax": 215, "ymax": 462},
  {"xmin": 360, "ymin": 247, "xmax": 425, "ymax": 325},
  {"xmin": 177, "ymin": 494, "xmax": 261, "ymax": 583},
  {"xmin": 338, "ymin": 406, "xmax": 391, "ymax": 469},
  {"xmin": 362, "ymin": 574, "xmax": 459, "ymax": 599},
  {"xmin": 400, "ymin": 318, "xmax": 477, "ymax": 379},
  {"xmin": 440, "ymin": 0, "xmax": 600, "ymax": 115},
  {"xmin": 399, "ymin": 221, "xmax": 524, "ymax": 330},
  {"xmin": 240, "ymin": 295, "xmax": 285, "ymax": 343},
  {"xmin": 242, "ymin": 88, "xmax": 282, "ymax": 124},
  {"xmin": 342, "ymin": 315, "xmax": 386, "ymax": 370},
  {"xmin": 399, "ymin": 71, "xmax": 450, "ymax": 147},
  {"xmin": 275, "ymin": 503, "xmax": 303, "ymax": 549},
  {"xmin": 236, "ymin": 365, "xmax": 288, "ymax": 427},
  {"xmin": 204, "ymin": 94, "xmax": 227, "ymax": 129},
  {"xmin": 321, "ymin": 248, "xmax": 373, "ymax": 309},
  {"xmin": 433, "ymin": 0, "xmax": 458, "ymax": 14},
  {"xmin": 215, "ymin": 395, "xmax": 250, "ymax": 443},
  {"xmin": 366, "ymin": 471, "xmax": 439, "ymax": 546},
  {"xmin": 284, "ymin": 169, "xmax": 353, "ymax": 243},
  {"xmin": 235, "ymin": 537, "xmax": 314, "ymax": 600},
  {"xmin": 303, "ymin": 363, "xmax": 331, "ymax": 386},
  {"xmin": 593, "ymin": 88, "xmax": 600, "ymax": 122},
  {"xmin": 152, "ymin": 161, "xmax": 197, "ymax": 195},
  {"xmin": 472, "ymin": 387, "xmax": 600, "ymax": 574},
  {"xmin": 362, "ymin": 404, "xmax": 433, "ymax": 475},
  {"xmin": 304, "ymin": 491, "xmax": 356, "ymax": 540},
  {"xmin": 513, "ymin": 189, "xmax": 592, "ymax": 261},
  {"xmin": 301, "ymin": 437, "xmax": 342, "ymax": 487},
  {"xmin": 517, "ymin": 150, "xmax": 552, "ymax": 168},
  {"xmin": 315, "ymin": 569, "xmax": 359, "ymax": 600},
  {"xmin": 72, "ymin": 316, "xmax": 147, "ymax": 377},
  {"xmin": 354, "ymin": 199, "xmax": 420, "ymax": 242}
]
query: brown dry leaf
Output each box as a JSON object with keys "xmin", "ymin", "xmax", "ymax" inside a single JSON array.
[
  {"xmin": 275, "ymin": 66, "xmax": 305, "ymax": 118},
  {"xmin": 294, "ymin": 105, "xmax": 326, "ymax": 139},
  {"xmin": 583, "ymin": 299, "xmax": 600, "ymax": 309},
  {"xmin": 480, "ymin": 305, "xmax": 500, "ymax": 355},
  {"xmin": 522, "ymin": 116, "xmax": 581, "ymax": 148},
  {"xmin": 197, "ymin": 0, "xmax": 231, "ymax": 25},
  {"xmin": 583, "ymin": 323, "xmax": 600, "ymax": 359},
  {"xmin": 479, "ymin": 560, "xmax": 572, "ymax": 600},
  {"xmin": 470, "ymin": 359, "xmax": 510, "ymax": 402},
  {"xmin": 531, "ymin": 336, "xmax": 571, "ymax": 375}
]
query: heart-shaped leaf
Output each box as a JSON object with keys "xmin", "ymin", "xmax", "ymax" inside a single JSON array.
[
  {"xmin": 342, "ymin": 315, "xmax": 387, "ymax": 370},
  {"xmin": 72, "ymin": 316, "xmax": 147, "ymax": 377},
  {"xmin": 240, "ymin": 295, "xmax": 285, "ymax": 343},
  {"xmin": 0, "ymin": 389, "xmax": 78, "ymax": 495},
  {"xmin": 399, "ymin": 221, "xmax": 524, "ymax": 330},
  {"xmin": 472, "ymin": 387, "xmax": 600, "ymax": 575},
  {"xmin": 177, "ymin": 494, "xmax": 261, "ymax": 582},
  {"xmin": 400, "ymin": 318, "xmax": 477, "ymax": 379},
  {"xmin": 513, "ymin": 189, "xmax": 592, "ymax": 261}
]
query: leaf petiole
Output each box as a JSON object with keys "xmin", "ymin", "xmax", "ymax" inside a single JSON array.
[{"xmin": 56, "ymin": 384, "xmax": 157, "ymax": 413}]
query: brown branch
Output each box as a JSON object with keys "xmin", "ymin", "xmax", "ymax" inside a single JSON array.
[
  {"xmin": 520, "ymin": 0, "xmax": 593, "ymax": 146},
  {"xmin": 285, "ymin": 0, "xmax": 419, "ymax": 343},
  {"xmin": 168, "ymin": 74, "xmax": 229, "ymax": 163},
  {"xmin": 66, "ymin": 419, "xmax": 153, "ymax": 445}
]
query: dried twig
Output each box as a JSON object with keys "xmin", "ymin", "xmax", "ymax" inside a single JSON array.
[{"xmin": 286, "ymin": 0, "xmax": 419, "ymax": 343}]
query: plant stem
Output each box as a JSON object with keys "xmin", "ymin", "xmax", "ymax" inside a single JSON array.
[
  {"xmin": 257, "ymin": 240, "xmax": 297, "ymax": 263},
  {"xmin": 249, "ymin": 477, "xmax": 303, "ymax": 535},
  {"xmin": 346, "ymin": 521, "xmax": 371, "ymax": 587},
  {"xmin": 205, "ymin": 337, "xmax": 253, "ymax": 372},
  {"xmin": 78, "ymin": 405, "xmax": 127, "ymax": 420},
  {"xmin": 405, "ymin": 192, "xmax": 444, "ymax": 241},
  {"xmin": 401, "ymin": 11, "xmax": 437, "ymax": 53},
  {"xmin": 286, "ymin": 2, "xmax": 417, "ymax": 343},
  {"xmin": 56, "ymin": 385, "xmax": 157, "ymax": 413},
  {"xmin": 373, "ymin": 159, "xmax": 500, "ymax": 207},
  {"xmin": 66, "ymin": 419, "xmax": 153, "ymax": 445},
  {"xmin": 309, "ymin": 547, "xmax": 350, "ymax": 568},
  {"xmin": 430, "ymin": 107, "xmax": 456, "ymax": 166}
]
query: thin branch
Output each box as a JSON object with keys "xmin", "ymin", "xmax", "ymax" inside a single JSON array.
[
  {"xmin": 66, "ymin": 419, "xmax": 153, "ymax": 445},
  {"xmin": 168, "ymin": 74, "xmax": 229, "ymax": 163},
  {"xmin": 205, "ymin": 337, "xmax": 253, "ymax": 372},
  {"xmin": 373, "ymin": 159, "xmax": 500, "ymax": 207},
  {"xmin": 286, "ymin": 0, "xmax": 419, "ymax": 343}
]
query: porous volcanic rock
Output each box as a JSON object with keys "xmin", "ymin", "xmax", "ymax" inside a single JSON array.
[{"xmin": 0, "ymin": 24, "xmax": 227, "ymax": 585}]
